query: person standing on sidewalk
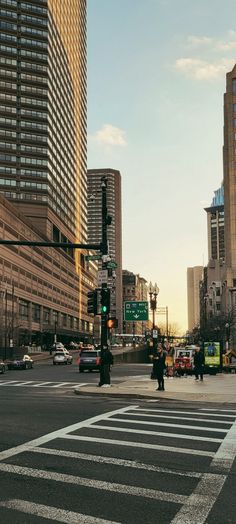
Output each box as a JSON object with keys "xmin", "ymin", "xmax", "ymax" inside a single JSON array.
[
  {"xmin": 153, "ymin": 345, "xmax": 166, "ymax": 391},
  {"xmin": 194, "ymin": 346, "xmax": 204, "ymax": 381},
  {"xmin": 99, "ymin": 347, "xmax": 114, "ymax": 387}
]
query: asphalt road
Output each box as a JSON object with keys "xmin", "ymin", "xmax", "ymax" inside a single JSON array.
[
  {"xmin": 0, "ymin": 361, "xmax": 236, "ymax": 523},
  {"xmin": 0, "ymin": 355, "xmax": 152, "ymax": 389}
]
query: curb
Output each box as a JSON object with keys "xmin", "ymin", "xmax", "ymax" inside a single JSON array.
[
  {"xmin": 73, "ymin": 387, "xmax": 236, "ymax": 404},
  {"xmin": 74, "ymin": 388, "xmax": 161, "ymax": 400}
]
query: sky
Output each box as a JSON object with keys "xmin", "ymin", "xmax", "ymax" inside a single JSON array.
[{"xmin": 87, "ymin": 0, "xmax": 236, "ymax": 333}]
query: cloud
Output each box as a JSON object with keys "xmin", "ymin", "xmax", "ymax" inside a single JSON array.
[
  {"xmin": 187, "ymin": 31, "xmax": 236, "ymax": 52},
  {"xmin": 90, "ymin": 124, "xmax": 127, "ymax": 147},
  {"xmin": 174, "ymin": 57, "xmax": 235, "ymax": 80},
  {"xmin": 188, "ymin": 35, "xmax": 213, "ymax": 47}
]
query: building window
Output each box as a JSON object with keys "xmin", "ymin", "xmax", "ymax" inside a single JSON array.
[
  {"xmin": 233, "ymin": 79, "xmax": 236, "ymax": 92},
  {"xmin": 19, "ymin": 299, "xmax": 28, "ymax": 320},
  {"xmin": 32, "ymin": 303, "xmax": 40, "ymax": 322},
  {"xmin": 43, "ymin": 308, "xmax": 50, "ymax": 324}
]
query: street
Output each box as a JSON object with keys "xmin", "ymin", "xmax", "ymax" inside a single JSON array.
[{"xmin": 0, "ymin": 361, "xmax": 236, "ymax": 523}]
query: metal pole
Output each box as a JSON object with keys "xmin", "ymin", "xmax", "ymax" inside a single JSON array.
[
  {"xmin": 99, "ymin": 177, "xmax": 109, "ymax": 386},
  {"xmin": 166, "ymin": 306, "xmax": 168, "ymax": 341},
  {"xmin": 11, "ymin": 284, "xmax": 14, "ymax": 347},
  {"xmin": 5, "ymin": 289, "xmax": 8, "ymax": 360}
]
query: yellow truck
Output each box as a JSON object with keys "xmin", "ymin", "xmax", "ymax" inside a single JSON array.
[{"xmin": 223, "ymin": 349, "xmax": 236, "ymax": 373}]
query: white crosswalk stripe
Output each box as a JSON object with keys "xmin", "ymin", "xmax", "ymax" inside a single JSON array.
[{"xmin": 0, "ymin": 405, "xmax": 235, "ymax": 523}]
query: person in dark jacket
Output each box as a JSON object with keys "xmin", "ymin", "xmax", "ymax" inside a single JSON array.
[
  {"xmin": 99, "ymin": 347, "xmax": 113, "ymax": 387},
  {"xmin": 194, "ymin": 347, "xmax": 204, "ymax": 380},
  {"xmin": 153, "ymin": 345, "xmax": 166, "ymax": 391}
]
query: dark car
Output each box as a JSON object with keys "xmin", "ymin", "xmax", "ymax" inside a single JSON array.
[
  {"xmin": 8, "ymin": 354, "xmax": 34, "ymax": 370},
  {"xmin": 78, "ymin": 350, "xmax": 101, "ymax": 372},
  {"xmin": 0, "ymin": 360, "xmax": 6, "ymax": 374}
]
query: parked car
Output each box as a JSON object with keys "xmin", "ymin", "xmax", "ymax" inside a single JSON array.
[
  {"xmin": 53, "ymin": 351, "xmax": 73, "ymax": 365},
  {"xmin": 0, "ymin": 360, "xmax": 6, "ymax": 374},
  {"xmin": 8, "ymin": 354, "xmax": 34, "ymax": 370},
  {"xmin": 77, "ymin": 349, "xmax": 101, "ymax": 372}
]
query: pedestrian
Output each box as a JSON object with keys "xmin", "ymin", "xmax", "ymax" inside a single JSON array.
[
  {"xmin": 99, "ymin": 347, "xmax": 113, "ymax": 387},
  {"xmin": 194, "ymin": 346, "xmax": 204, "ymax": 381},
  {"xmin": 153, "ymin": 345, "xmax": 166, "ymax": 391}
]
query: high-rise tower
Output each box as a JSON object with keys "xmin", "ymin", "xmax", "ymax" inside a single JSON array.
[
  {"xmin": 223, "ymin": 65, "xmax": 236, "ymax": 281},
  {"xmin": 0, "ymin": 0, "xmax": 87, "ymax": 248},
  {"xmin": 0, "ymin": 1, "xmax": 91, "ymax": 345}
]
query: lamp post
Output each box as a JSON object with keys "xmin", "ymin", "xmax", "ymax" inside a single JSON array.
[
  {"xmin": 149, "ymin": 282, "xmax": 159, "ymax": 348},
  {"xmin": 225, "ymin": 322, "xmax": 230, "ymax": 352}
]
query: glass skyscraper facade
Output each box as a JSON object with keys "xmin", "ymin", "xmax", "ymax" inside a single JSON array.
[{"xmin": 0, "ymin": 0, "xmax": 87, "ymax": 246}]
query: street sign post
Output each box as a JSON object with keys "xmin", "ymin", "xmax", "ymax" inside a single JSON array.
[
  {"xmin": 97, "ymin": 269, "xmax": 108, "ymax": 286},
  {"xmin": 85, "ymin": 254, "xmax": 102, "ymax": 261},
  {"xmin": 124, "ymin": 301, "xmax": 149, "ymax": 321},
  {"xmin": 107, "ymin": 261, "xmax": 118, "ymax": 269}
]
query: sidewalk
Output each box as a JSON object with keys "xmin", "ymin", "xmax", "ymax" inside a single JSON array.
[{"xmin": 74, "ymin": 373, "xmax": 236, "ymax": 403}]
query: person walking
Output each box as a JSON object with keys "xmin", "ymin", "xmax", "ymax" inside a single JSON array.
[
  {"xmin": 153, "ymin": 345, "xmax": 166, "ymax": 391},
  {"xmin": 99, "ymin": 347, "xmax": 113, "ymax": 387},
  {"xmin": 194, "ymin": 346, "xmax": 204, "ymax": 381}
]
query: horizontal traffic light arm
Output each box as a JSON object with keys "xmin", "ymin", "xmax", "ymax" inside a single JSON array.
[{"xmin": 0, "ymin": 240, "xmax": 102, "ymax": 250}]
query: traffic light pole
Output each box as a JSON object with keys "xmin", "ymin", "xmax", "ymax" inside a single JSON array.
[{"xmin": 99, "ymin": 177, "xmax": 110, "ymax": 386}]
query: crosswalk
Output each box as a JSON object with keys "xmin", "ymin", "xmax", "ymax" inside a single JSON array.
[
  {"xmin": 0, "ymin": 379, "xmax": 90, "ymax": 389},
  {"xmin": 0, "ymin": 405, "xmax": 236, "ymax": 523}
]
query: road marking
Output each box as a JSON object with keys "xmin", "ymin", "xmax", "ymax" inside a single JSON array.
[
  {"xmin": 0, "ymin": 405, "xmax": 138, "ymax": 461},
  {"xmin": 89, "ymin": 424, "xmax": 223, "ymax": 443},
  {"xmin": 14, "ymin": 381, "xmax": 34, "ymax": 387},
  {"xmin": 63, "ymin": 435, "xmax": 215, "ymax": 457},
  {"xmin": 69, "ymin": 383, "xmax": 90, "ymax": 388},
  {"xmin": 134, "ymin": 408, "xmax": 236, "ymax": 419},
  {"xmin": 0, "ymin": 380, "xmax": 91, "ymax": 389},
  {"xmin": 31, "ymin": 381, "xmax": 53, "ymax": 387},
  {"xmin": 0, "ymin": 380, "xmax": 21, "ymax": 386},
  {"xmin": 170, "ymin": 473, "xmax": 226, "ymax": 524},
  {"xmin": 0, "ymin": 499, "xmax": 121, "ymax": 524},
  {"xmin": 51, "ymin": 382, "xmax": 73, "ymax": 388},
  {"xmin": 171, "ymin": 418, "xmax": 236, "ymax": 523},
  {"xmin": 200, "ymin": 408, "xmax": 236, "ymax": 414},
  {"xmin": 110, "ymin": 417, "xmax": 228, "ymax": 434},
  {"xmin": 0, "ymin": 463, "xmax": 188, "ymax": 504},
  {"xmin": 127, "ymin": 412, "xmax": 234, "ymax": 425},
  {"xmin": 32, "ymin": 446, "xmax": 202, "ymax": 478},
  {"xmin": 210, "ymin": 418, "xmax": 236, "ymax": 472}
]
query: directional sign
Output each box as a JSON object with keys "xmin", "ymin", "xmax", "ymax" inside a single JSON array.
[
  {"xmin": 124, "ymin": 301, "xmax": 149, "ymax": 321},
  {"xmin": 85, "ymin": 254, "xmax": 102, "ymax": 261},
  {"xmin": 107, "ymin": 261, "xmax": 118, "ymax": 269}
]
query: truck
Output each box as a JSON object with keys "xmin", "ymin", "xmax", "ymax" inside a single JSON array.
[{"xmin": 223, "ymin": 349, "xmax": 236, "ymax": 373}]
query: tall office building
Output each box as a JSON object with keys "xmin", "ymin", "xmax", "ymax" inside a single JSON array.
[
  {"xmin": 0, "ymin": 0, "xmax": 87, "ymax": 246},
  {"xmin": 205, "ymin": 184, "xmax": 225, "ymax": 262},
  {"xmin": 187, "ymin": 266, "xmax": 203, "ymax": 331},
  {"xmin": 0, "ymin": 1, "xmax": 91, "ymax": 345},
  {"xmin": 223, "ymin": 64, "xmax": 236, "ymax": 282},
  {"xmin": 87, "ymin": 168, "xmax": 122, "ymax": 331}
]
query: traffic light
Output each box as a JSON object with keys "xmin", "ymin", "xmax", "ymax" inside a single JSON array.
[
  {"xmin": 107, "ymin": 318, "xmax": 118, "ymax": 329},
  {"xmin": 101, "ymin": 287, "xmax": 110, "ymax": 314},
  {"xmin": 87, "ymin": 290, "xmax": 98, "ymax": 315}
]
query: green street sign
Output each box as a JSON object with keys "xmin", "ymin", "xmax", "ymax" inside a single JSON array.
[
  {"xmin": 85, "ymin": 255, "xmax": 102, "ymax": 261},
  {"xmin": 124, "ymin": 301, "xmax": 149, "ymax": 321},
  {"xmin": 107, "ymin": 261, "xmax": 118, "ymax": 268}
]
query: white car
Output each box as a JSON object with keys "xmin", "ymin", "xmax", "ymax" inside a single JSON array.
[{"xmin": 53, "ymin": 351, "xmax": 73, "ymax": 365}]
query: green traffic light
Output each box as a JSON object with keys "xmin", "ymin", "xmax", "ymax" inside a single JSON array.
[{"xmin": 101, "ymin": 306, "xmax": 107, "ymax": 313}]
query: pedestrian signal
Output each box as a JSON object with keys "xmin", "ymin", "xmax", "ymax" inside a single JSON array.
[{"xmin": 107, "ymin": 318, "xmax": 118, "ymax": 329}]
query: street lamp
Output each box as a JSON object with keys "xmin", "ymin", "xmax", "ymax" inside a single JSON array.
[
  {"xmin": 225, "ymin": 323, "xmax": 230, "ymax": 352},
  {"xmin": 149, "ymin": 282, "xmax": 159, "ymax": 346}
]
